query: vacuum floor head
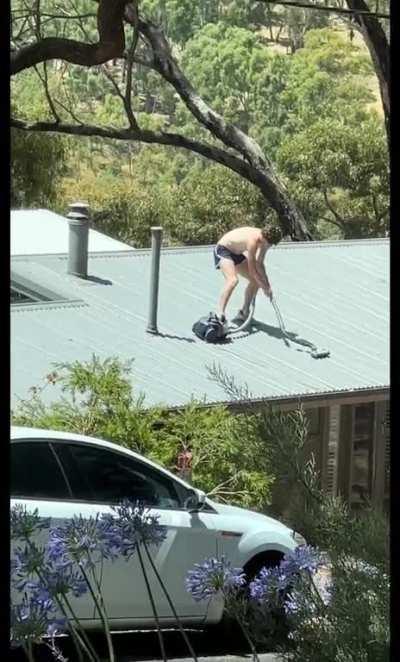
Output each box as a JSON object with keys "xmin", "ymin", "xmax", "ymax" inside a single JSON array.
[{"xmin": 310, "ymin": 349, "xmax": 330, "ymax": 359}]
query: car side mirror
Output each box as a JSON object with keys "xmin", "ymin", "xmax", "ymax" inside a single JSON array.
[{"xmin": 184, "ymin": 488, "xmax": 206, "ymax": 513}]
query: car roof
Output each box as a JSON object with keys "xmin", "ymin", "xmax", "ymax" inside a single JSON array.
[{"xmin": 11, "ymin": 426, "xmax": 192, "ymax": 492}]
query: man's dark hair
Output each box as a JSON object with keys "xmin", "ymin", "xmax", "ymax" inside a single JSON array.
[{"xmin": 261, "ymin": 225, "xmax": 283, "ymax": 245}]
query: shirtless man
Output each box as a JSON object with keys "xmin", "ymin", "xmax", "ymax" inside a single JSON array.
[{"xmin": 213, "ymin": 225, "xmax": 282, "ymax": 324}]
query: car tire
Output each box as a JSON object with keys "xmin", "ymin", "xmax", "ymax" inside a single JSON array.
[{"xmin": 205, "ymin": 552, "xmax": 285, "ymax": 654}]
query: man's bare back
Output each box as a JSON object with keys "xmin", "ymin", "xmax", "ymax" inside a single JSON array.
[{"xmin": 218, "ymin": 226, "xmax": 263, "ymax": 255}]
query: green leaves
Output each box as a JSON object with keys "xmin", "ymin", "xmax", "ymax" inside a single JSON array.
[
  {"xmin": 276, "ymin": 115, "xmax": 389, "ymax": 238},
  {"xmin": 12, "ymin": 356, "xmax": 275, "ymax": 511}
]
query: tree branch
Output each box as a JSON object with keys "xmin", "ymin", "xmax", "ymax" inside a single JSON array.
[
  {"xmin": 321, "ymin": 215, "xmax": 345, "ymax": 232},
  {"xmin": 11, "ymin": 0, "xmax": 128, "ymax": 75},
  {"xmin": 10, "ymin": 117, "xmax": 264, "ymax": 182},
  {"xmin": 34, "ymin": 62, "xmax": 61, "ymax": 123},
  {"xmin": 323, "ymin": 189, "xmax": 345, "ymax": 225},
  {"xmin": 124, "ymin": 2, "xmax": 140, "ymax": 129},
  {"xmin": 10, "ymin": 2, "xmax": 313, "ymax": 240},
  {"xmin": 345, "ymin": 1, "xmax": 390, "ymax": 140},
  {"xmin": 257, "ymin": 0, "xmax": 389, "ymax": 19},
  {"xmin": 134, "ymin": 18, "xmax": 312, "ymax": 239}
]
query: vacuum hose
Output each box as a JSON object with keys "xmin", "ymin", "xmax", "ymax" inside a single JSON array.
[
  {"xmin": 226, "ymin": 297, "xmax": 256, "ymax": 336},
  {"xmin": 271, "ymin": 298, "xmax": 330, "ymax": 359}
]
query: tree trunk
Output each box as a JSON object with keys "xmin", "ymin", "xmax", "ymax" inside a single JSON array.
[{"xmin": 346, "ymin": 0, "xmax": 390, "ymax": 142}]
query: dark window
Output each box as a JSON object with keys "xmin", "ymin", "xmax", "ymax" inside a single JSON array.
[
  {"xmin": 306, "ymin": 408, "xmax": 321, "ymax": 436},
  {"xmin": 11, "ymin": 442, "xmax": 71, "ymax": 500},
  {"xmin": 350, "ymin": 403, "xmax": 375, "ymax": 506},
  {"xmin": 11, "ymin": 272, "xmax": 68, "ymax": 306},
  {"xmin": 55, "ymin": 444, "xmax": 181, "ymax": 508}
]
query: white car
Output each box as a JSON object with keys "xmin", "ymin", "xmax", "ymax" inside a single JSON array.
[{"xmin": 11, "ymin": 426, "xmax": 301, "ymax": 629}]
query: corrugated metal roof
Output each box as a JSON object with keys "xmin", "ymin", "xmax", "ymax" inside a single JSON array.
[
  {"xmin": 11, "ymin": 209, "xmax": 134, "ymax": 255},
  {"xmin": 11, "ymin": 239, "xmax": 389, "ymax": 409}
]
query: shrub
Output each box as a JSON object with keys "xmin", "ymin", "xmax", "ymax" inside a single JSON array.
[{"xmin": 12, "ymin": 355, "xmax": 274, "ymax": 511}]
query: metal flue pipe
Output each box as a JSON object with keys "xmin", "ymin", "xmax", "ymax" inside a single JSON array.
[
  {"xmin": 146, "ymin": 226, "xmax": 163, "ymax": 335},
  {"xmin": 67, "ymin": 202, "xmax": 89, "ymax": 278}
]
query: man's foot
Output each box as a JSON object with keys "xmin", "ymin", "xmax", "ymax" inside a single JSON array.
[
  {"xmin": 231, "ymin": 309, "xmax": 248, "ymax": 325},
  {"xmin": 216, "ymin": 313, "xmax": 228, "ymax": 331}
]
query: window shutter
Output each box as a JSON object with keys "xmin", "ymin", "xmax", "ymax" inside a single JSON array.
[
  {"xmin": 326, "ymin": 405, "xmax": 341, "ymax": 496},
  {"xmin": 384, "ymin": 403, "xmax": 390, "ymax": 496}
]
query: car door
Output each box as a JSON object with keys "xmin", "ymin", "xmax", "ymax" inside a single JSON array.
[
  {"xmin": 10, "ymin": 439, "xmax": 99, "ymax": 621},
  {"xmin": 48, "ymin": 439, "xmax": 222, "ymax": 624}
]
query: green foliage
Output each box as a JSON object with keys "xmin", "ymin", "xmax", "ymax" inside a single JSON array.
[
  {"xmin": 277, "ymin": 556, "xmax": 389, "ymax": 662},
  {"xmin": 11, "ymin": 2, "xmax": 388, "ymax": 244},
  {"xmin": 11, "ymin": 129, "xmax": 67, "ymax": 208},
  {"xmin": 181, "ymin": 22, "xmax": 290, "ymax": 134},
  {"xmin": 164, "ymin": 164, "xmax": 271, "ymax": 245},
  {"xmin": 277, "ymin": 115, "xmax": 389, "ymax": 238},
  {"xmin": 11, "ymin": 68, "xmax": 68, "ymax": 207},
  {"xmin": 12, "ymin": 356, "xmax": 274, "ymax": 511},
  {"xmin": 211, "ymin": 368, "xmax": 390, "ymax": 661},
  {"xmin": 58, "ymin": 162, "xmax": 168, "ymax": 247}
]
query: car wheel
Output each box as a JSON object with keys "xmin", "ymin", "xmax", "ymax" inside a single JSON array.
[{"xmin": 206, "ymin": 552, "xmax": 285, "ymax": 653}]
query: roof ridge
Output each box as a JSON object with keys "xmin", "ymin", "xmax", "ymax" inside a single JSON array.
[{"xmin": 10, "ymin": 237, "xmax": 389, "ymax": 261}]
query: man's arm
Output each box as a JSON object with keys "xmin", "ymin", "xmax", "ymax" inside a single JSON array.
[
  {"xmin": 256, "ymin": 243, "xmax": 272, "ymax": 296},
  {"xmin": 247, "ymin": 239, "xmax": 271, "ymax": 296}
]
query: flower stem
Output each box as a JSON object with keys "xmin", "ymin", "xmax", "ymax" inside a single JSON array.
[
  {"xmin": 24, "ymin": 640, "xmax": 35, "ymax": 662},
  {"xmin": 62, "ymin": 593, "xmax": 101, "ymax": 662},
  {"xmin": 33, "ymin": 558, "xmax": 96, "ymax": 662},
  {"xmin": 236, "ymin": 617, "xmax": 259, "ymax": 662},
  {"xmin": 137, "ymin": 543, "xmax": 167, "ymax": 662},
  {"xmin": 78, "ymin": 562, "xmax": 115, "ymax": 662},
  {"xmin": 143, "ymin": 541, "xmax": 198, "ymax": 662}
]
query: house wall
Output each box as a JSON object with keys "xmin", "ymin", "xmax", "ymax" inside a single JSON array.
[
  {"xmin": 336, "ymin": 400, "xmax": 390, "ymax": 511},
  {"xmin": 268, "ymin": 397, "xmax": 390, "ymax": 515}
]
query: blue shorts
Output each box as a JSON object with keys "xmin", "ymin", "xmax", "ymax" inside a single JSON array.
[{"xmin": 214, "ymin": 244, "xmax": 246, "ymax": 269}]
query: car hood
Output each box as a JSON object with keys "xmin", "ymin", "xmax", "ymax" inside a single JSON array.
[{"xmin": 207, "ymin": 499, "xmax": 292, "ymax": 535}]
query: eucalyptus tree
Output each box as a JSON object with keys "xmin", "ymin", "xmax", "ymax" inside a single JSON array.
[{"xmin": 10, "ymin": 0, "xmax": 312, "ymax": 240}]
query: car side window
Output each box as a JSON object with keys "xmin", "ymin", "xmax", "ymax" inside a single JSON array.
[
  {"xmin": 55, "ymin": 443, "xmax": 181, "ymax": 508},
  {"xmin": 11, "ymin": 442, "xmax": 72, "ymax": 500}
]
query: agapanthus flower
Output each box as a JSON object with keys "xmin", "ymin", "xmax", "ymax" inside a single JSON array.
[
  {"xmin": 280, "ymin": 545, "xmax": 323, "ymax": 577},
  {"xmin": 11, "ymin": 544, "xmax": 46, "ymax": 588},
  {"xmin": 24, "ymin": 563, "xmax": 88, "ymax": 600},
  {"xmin": 10, "ymin": 591, "xmax": 66, "ymax": 646},
  {"xmin": 284, "ymin": 591, "xmax": 301, "ymax": 616},
  {"xmin": 249, "ymin": 564, "xmax": 291, "ymax": 604},
  {"xmin": 102, "ymin": 500, "xmax": 167, "ymax": 558},
  {"xmin": 186, "ymin": 556, "xmax": 246, "ymax": 602},
  {"xmin": 47, "ymin": 513, "xmax": 123, "ymax": 568},
  {"xmin": 12, "ymin": 539, "xmax": 88, "ymax": 599},
  {"xmin": 11, "ymin": 504, "xmax": 50, "ymax": 541}
]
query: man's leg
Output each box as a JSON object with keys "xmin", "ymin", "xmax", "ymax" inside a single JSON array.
[
  {"xmin": 236, "ymin": 260, "xmax": 259, "ymax": 315},
  {"xmin": 217, "ymin": 258, "xmax": 239, "ymax": 318}
]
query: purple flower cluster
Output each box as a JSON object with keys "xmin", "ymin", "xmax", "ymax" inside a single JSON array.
[
  {"xmin": 11, "ymin": 590, "xmax": 66, "ymax": 646},
  {"xmin": 10, "ymin": 499, "xmax": 167, "ymax": 651},
  {"xmin": 249, "ymin": 565, "xmax": 291, "ymax": 603},
  {"xmin": 280, "ymin": 545, "xmax": 323, "ymax": 576},
  {"xmin": 186, "ymin": 556, "xmax": 246, "ymax": 602},
  {"xmin": 249, "ymin": 546, "xmax": 322, "ymax": 607},
  {"xmin": 102, "ymin": 499, "xmax": 167, "ymax": 558},
  {"xmin": 11, "ymin": 504, "xmax": 50, "ymax": 540},
  {"xmin": 11, "ymin": 545, "xmax": 46, "ymax": 585},
  {"xmin": 48, "ymin": 513, "xmax": 122, "ymax": 568},
  {"xmin": 284, "ymin": 592, "xmax": 301, "ymax": 616}
]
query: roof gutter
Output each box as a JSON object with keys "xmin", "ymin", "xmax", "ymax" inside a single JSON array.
[{"xmin": 138, "ymin": 386, "xmax": 390, "ymax": 415}]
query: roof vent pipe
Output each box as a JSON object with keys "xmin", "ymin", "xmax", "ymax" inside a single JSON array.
[
  {"xmin": 67, "ymin": 202, "xmax": 89, "ymax": 278},
  {"xmin": 146, "ymin": 226, "xmax": 163, "ymax": 335}
]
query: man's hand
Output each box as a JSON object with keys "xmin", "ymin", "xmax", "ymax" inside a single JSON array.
[{"xmin": 264, "ymin": 285, "xmax": 273, "ymax": 301}]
